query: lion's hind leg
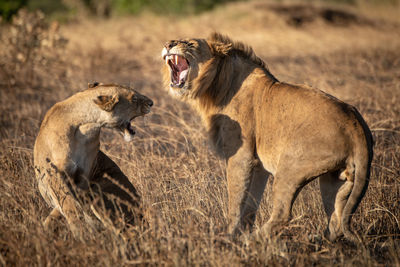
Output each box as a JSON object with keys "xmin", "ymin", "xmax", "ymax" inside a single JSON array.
[
  {"xmin": 43, "ymin": 183, "xmax": 87, "ymax": 238},
  {"xmin": 59, "ymin": 193, "xmax": 88, "ymax": 238},
  {"xmin": 319, "ymin": 170, "xmax": 353, "ymax": 241},
  {"xmin": 38, "ymin": 165, "xmax": 87, "ymax": 238},
  {"xmin": 260, "ymin": 170, "xmax": 305, "ymax": 237},
  {"xmin": 48, "ymin": 165, "xmax": 88, "ymax": 238}
]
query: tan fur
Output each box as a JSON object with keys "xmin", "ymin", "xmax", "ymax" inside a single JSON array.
[
  {"xmin": 34, "ymin": 83, "xmax": 153, "ymax": 238},
  {"xmin": 162, "ymin": 33, "xmax": 373, "ymax": 242}
]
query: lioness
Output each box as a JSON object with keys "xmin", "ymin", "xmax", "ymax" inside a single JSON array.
[
  {"xmin": 34, "ymin": 83, "xmax": 153, "ymax": 237},
  {"xmin": 162, "ymin": 33, "xmax": 373, "ymax": 242}
]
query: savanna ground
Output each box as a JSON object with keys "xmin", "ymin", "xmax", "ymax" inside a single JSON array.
[{"xmin": 1, "ymin": 0, "xmax": 400, "ymax": 266}]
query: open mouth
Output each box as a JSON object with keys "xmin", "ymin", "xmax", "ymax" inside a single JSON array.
[
  {"xmin": 121, "ymin": 120, "xmax": 136, "ymax": 142},
  {"xmin": 164, "ymin": 54, "xmax": 189, "ymax": 88}
]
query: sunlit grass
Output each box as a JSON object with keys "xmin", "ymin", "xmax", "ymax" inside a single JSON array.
[{"xmin": 0, "ymin": 1, "xmax": 399, "ymax": 265}]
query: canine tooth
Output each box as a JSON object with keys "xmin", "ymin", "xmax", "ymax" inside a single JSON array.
[
  {"xmin": 162, "ymin": 48, "xmax": 167, "ymax": 58},
  {"xmin": 165, "ymin": 57, "xmax": 168, "ymax": 64},
  {"xmin": 175, "ymin": 55, "xmax": 179, "ymax": 65}
]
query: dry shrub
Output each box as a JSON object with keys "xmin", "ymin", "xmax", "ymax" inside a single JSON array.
[{"xmin": 0, "ymin": 9, "xmax": 68, "ymax": 88}]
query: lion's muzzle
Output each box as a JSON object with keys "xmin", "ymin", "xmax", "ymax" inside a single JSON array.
[{"xmin": 162, "ymin": 47, "xmax": 190, "ymax": 89}]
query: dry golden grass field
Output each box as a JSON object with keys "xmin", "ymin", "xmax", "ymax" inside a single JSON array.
[{"xmin": 1, "ymin": 0, "xmax": 400, "ymax": 266}]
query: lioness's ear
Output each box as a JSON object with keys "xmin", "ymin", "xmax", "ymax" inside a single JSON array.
[
  {"xmin": 88, "ymin": 82, "xmax": 100, "ymax": 89},
  {"xmin": 93, "ymin": 94, "xmax": 119, "ymax": 111}
]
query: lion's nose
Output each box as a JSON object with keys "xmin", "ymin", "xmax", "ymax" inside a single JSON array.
[{"xmin": 147, "ymin": 100, "xmax": 153, "ymax": 107}]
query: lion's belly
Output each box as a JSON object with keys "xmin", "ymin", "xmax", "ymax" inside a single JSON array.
[{"xmin": 256, "ymin": 123, "xmax": 350, "ymax": 178}]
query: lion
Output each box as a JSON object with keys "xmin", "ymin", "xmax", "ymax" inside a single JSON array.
[
  {"xmin": 33, "ymin": 82, "xmax": 153, "ymax": 238},
  {"xmin": 161, "ymin": 33, "xmax": 373, "ymax": 242}
]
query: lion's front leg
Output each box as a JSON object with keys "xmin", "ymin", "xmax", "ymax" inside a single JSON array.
[
  {"xmin": 240, "ymin": 161, "xmax": 269, "ymax": 231},
  {"xmin": 227, "ymin": 146, "xmax": 268, "ymax": 237}
]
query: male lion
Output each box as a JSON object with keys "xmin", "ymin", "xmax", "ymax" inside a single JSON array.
[
  {"xmin": 161, "ymin": 33, "xmax": 373, "ymax": 242},
  {"xmin": 34, "ymin": 83, "xmax": 153, "ymax": 238}
]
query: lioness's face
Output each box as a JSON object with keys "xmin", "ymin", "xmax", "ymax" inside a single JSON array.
[
  {"xmin": 162, "ymin": 38, "xmax": 212, "ymax": 96},
  {"xmin": 94, "ymin": 87, "xmax": 153, "ymax": 142}
]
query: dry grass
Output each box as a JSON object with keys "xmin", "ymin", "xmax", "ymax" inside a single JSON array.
[{"xmin": 1, "ymin": 1, "xmax": 400, "ymax": 266}]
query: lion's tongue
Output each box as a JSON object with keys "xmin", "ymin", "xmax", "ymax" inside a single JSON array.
[
  {"xmin": 176, "ymin": 56, "xmax": 188, "ymax": 84},
  {"xmin": 179, "ymin": 69, "xmax": 188, "ymax": 83}
]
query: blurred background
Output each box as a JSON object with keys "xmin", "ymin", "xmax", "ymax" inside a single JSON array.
[
  {"xmin": 0, "ymin": 0, "xmax": 399, "ymax": 266},
  {"xmin": 1, "ymin": 0, "xmax": 399, "ymax": 21}
]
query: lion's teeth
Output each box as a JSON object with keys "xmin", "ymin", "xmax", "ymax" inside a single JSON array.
[
  {"xmin": 165, "ymin": 57, "xmax": 169, "ymax": 65},
  {"xmin": 175, "ymin": 55, "xmax": 179, "ymax": 65}
]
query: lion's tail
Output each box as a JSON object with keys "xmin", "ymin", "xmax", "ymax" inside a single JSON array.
[{"xmin": 341, "ymin": 108, "xmax": 373, "ymax": 242}]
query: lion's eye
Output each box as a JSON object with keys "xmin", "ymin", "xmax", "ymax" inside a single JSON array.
[{"xmin": 131, "ymin": 96, "xmax": 138, "ymax": 103}]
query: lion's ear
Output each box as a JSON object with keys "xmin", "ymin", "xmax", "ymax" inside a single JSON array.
[
  {"xmin": 210, "ymin": 42, "xmax": 232, "ymax": 56},
  {"xmin": 93, "ymin": 94, "xmax": 119, "ymax": 111},
  {"xmin": 208, "ymin": 32, "xmax": 232, "ymax": 56}
]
